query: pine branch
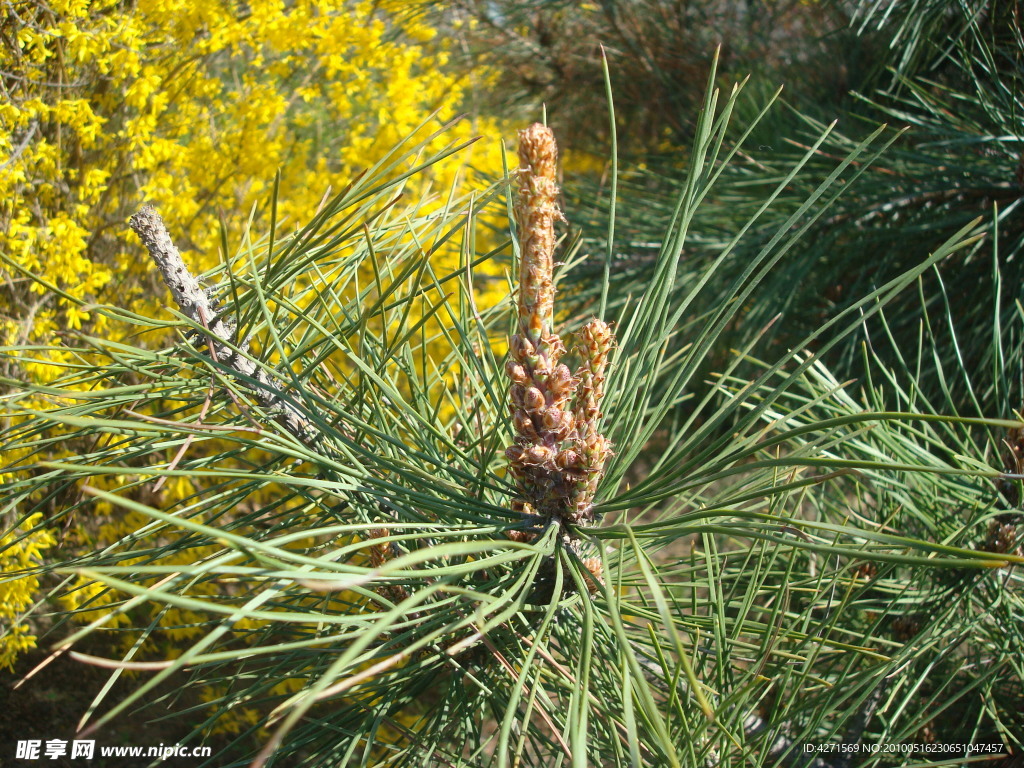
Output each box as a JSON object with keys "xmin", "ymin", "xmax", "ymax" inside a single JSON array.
[{"xmin": 128, "ymin": 204, "xmax": 319, "ymax": 448}]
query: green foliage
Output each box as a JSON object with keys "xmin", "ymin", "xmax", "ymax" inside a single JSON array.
[
  {"xmin": 429, "ymin": 0, "xmax": 854, "ymax": 154},
  {"xmin": 3, "ymin": 39, "xmax": 1022, "ymax": 764},
  {"xmin": 559, "ymin": 0, "xmax": 1023, "ymax": 413},
  {"xmin": 0, "ymin": 0, "xmax": 510, "ymax": 678}
]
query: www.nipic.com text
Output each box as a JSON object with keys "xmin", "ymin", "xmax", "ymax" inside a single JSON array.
[{"xmin": 16, "ymin": 740, "xmax": 213, "ymax": 760}]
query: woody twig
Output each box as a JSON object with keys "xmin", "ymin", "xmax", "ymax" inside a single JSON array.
[{"xmin": 129, "ymin": 204, "xmax": 319, "ymax": 448}]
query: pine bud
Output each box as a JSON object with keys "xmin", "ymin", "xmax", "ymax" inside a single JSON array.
[
  {"xmin": 523, "ymin": 386, "xmax": 546, "ymax": 413},
  {"xmin": 555, "ymin": 448, "xmax": 582, "ymax": 470},
  {"xmin": 547, "ymin": 364, "xmax": 575, "ymax": 398},
  {"xmin": 510, "ymin": 333, "xmax": 535, "ymax": 362},
  {"xmin": 505, "ymin": 359, "xmax": 529, "ymax": 385},
  {"xmin": 540, "ymin": 408, "xmax": 574, "ymax": 438},
  {"xmin": 523, "ymin": 444, "xmax": 554, "ymax": 465},
  {"xmin": 513, "ymin": 411, "xmax": 539, "ymax": 438}
]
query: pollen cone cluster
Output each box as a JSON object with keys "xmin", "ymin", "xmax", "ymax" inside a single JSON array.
[
  {"xmin": 505, "ymin": 124, "xmax": 614, "ymax": 530},
  {"xmin": 569, "ymin": 319, "xmax": 613, "ymax": 521}
]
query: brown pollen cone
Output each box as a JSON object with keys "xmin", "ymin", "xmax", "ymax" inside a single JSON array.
[
  {"xmin": 506, "ymin": 124, "xmax": 574, "ymax": 524},
  {"xmin": 566, "ymin": 319, "xmax": 614, "ymax": 525},
  {"xmin": 504, "ymin": 125, "xmax": 616, "ymax": 550},
  {"xmin": 515, "ymin": 123, "xmax": 559, "ymax": 349}
]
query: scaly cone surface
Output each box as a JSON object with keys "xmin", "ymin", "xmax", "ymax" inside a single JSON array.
[{"xmin": 505, "ymin": 124, "xmax": 614, "ymax": 532}]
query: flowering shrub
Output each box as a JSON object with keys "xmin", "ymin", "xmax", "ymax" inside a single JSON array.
[
  {"xmin": 4, "ymin": 15, "xmax": 1022, "ymax": 754},
  {"xmin": 0, "ymin": 514, "xmax": 55, "ymax": 671},
  {"xmin": 1, "ymin": 0, "xmax": 506, "ymax": 670}
]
